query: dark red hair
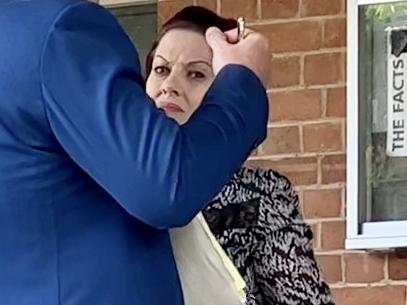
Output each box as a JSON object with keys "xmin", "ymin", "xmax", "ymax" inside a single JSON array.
[{"xmin": 145, "ymin": 6, "xmax": 237, "ymax": 78}]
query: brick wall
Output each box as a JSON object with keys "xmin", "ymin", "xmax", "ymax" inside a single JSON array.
[{"xmin": 157, "ymin": 0, "xmax": 407, "ymax": 304}]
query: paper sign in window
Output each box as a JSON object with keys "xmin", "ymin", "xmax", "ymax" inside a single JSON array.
[{"xmin": 387, "ymin": 27, "xmax": 407, "ymax": 156}]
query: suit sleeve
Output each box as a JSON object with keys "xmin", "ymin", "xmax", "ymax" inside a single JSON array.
[{"xmin": 40, "ymin": 1, "xmax": 269, "ymax": 229}]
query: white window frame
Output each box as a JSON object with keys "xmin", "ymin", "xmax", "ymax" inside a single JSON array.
[
  {"xmin": 347, "ymin": 0, "xmax": 407, "ymax": 250},
  {"xmin": 100, "ymin": 0, "xmax": 155, "ymax": 8}
]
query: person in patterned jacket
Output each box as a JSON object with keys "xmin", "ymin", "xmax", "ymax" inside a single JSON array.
[{"xmin": 144, "ymin": 6, "xmax": 335, "ymax": 305}]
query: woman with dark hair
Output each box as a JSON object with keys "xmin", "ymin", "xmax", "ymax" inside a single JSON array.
[{"xmin": 145, "ymin": 6, "xmax": 335, "ymax": 305}]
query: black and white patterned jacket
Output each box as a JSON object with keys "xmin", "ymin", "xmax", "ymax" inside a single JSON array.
[{"xmin": 203, "ymin": 167, "xmax": 335, "ymax": 305}]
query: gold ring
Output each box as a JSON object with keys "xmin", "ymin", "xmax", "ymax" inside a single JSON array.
[{"xmin": 237, "ymin": 17, "xmax": 246, "ymax": 41}]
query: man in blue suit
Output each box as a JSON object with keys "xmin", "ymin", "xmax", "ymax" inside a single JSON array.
[{"xmin": 0, "ymin": 0, "xmax": 269, "ymax": 304}]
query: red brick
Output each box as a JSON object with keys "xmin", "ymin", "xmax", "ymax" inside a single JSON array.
[
  {"xmin": 304, "ymin": 53, "xmax": 344, "ymax": 85},
  {"xmin": 389, "ymin": 252, "xmax": 407, "ymax": 280},
  {"xmin": 301, "ymin": 0, "xmax": 341, "ymax": 17},
  {"xmin": 344, "ymin": 254, "xmax": 385, "ymax": 283},
  {"xmin": 260, "ymin": 126, "xmax": 300, "ymax": 155},
  {"xmin": 316, "ymin": 255, "xmax": 342, "ymax": 283},
  {"xmin": 220, "ymin": 0, "xmax": 258, "ymax": 20},
  {"xmin": 323, "ymin": 18, "xmax": 346, "ymax": 48},
  {"xmin": 332, "ymin": 286, "xmax": 406, "ymax": 305},
  {"xmin": 303, "ymin": 189, "xmax": 342, "ymax": 219},
  {"xmin": 321, "ymin": 220, "xmax": 345, "ymax": 250},
  {"xmin": 270, "ymin": 56, "xmax": 300, "ymax": 88},
  {"xmin": 309, "ymin": 223, "xmax": 320, "ymax": 249},
  {"xmin": 246, "ymin": 157, "xmax": 318, "ymax": 185},
  {"xmin": 303, "ymin": 122, "xmax": 343, "ymax": 152},
  {"xmin": 327, "ymin": 87, "xmax": 346, "ymax": 117},
  {"xmin": 196, "ymin": 0, "xmax": 217, "ymax": 12},
  {"xmin": 254, "ymin": 21, "xmax": 321, "ymax": 53},
  {"xmin": 321, "ymin": 154, "xmax": 346, "ymax": 184},
  {"xmin": 158, "ymin": 0, "xmax": 194, "ymax": 24},
  {"xmin": 269, "ymin": 90, "xmax": 321, "ymax": 122},
  {"xmin": 261, "ymin": 0, "xmax": 299, "ymax": 18}
]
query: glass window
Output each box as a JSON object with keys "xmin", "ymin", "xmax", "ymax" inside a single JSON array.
[
  {"xmin": 359, "ymin": 2, "xmax": 407, "ymax": 222},
  {"xmin": 109, "ymin": 1, "xmax": 157, "ymax": 75},
  {"xmin": 347, "ymin": 0, "xmax": 407, "ymax": 250}
]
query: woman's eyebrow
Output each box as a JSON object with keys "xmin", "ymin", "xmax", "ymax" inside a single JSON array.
[
  {"xmin": 186, "ymin": 60, "xmax": 212, "ymax": 68},
  {"xmin": 155, "ymin": 55, "xmax": 211, "ymax": 68},
  {"xmin": 155, "ymin": 55, "xmax": 169, "ymax": 63}
]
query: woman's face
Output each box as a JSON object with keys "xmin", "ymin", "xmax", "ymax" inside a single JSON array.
[{"xmin": 146, "ymin": 29, "xmax": 215, "ymax": 125}]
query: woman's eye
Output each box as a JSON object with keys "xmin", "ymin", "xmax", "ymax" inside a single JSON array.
[
  {"xmin": 154, "ymin": 66, "xmax": 170, "ymax": 76},
  {"xmin": 188, "ymin": 71, "xmax": 206, "ymax": 80}
]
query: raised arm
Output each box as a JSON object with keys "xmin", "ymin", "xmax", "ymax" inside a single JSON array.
[{"xmin": 41, "ymin": 2, "xmax": 268, "ymax": 229}]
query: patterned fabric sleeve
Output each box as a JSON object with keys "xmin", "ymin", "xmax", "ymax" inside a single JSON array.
[
  {"xmin": 252, "ymin": 224, "xmax": 335, "ymax": 305},
  {"xmin": 204, "ymin": 167, "xmax": 336, "ymax": 305}
]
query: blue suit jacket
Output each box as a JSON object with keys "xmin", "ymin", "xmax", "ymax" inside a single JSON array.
[{"xmin": 0, "ymin": 1, "xmax": 268, "ymax": 304}]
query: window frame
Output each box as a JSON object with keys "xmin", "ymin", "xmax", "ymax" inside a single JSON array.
[
  {"xmin": 100, "ymin": 0, "xmax": 155, "ymax": 8},
  {"xmin": 346, "ymin": 0, "xmax": 407, "ymax": 250}
]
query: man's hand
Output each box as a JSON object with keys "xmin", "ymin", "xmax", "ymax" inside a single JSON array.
[{"xmin": 206, "ymin": 26, "xmax": 270, "ymax": 87}]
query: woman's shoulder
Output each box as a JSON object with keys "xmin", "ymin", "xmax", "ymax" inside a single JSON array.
[
  {"xmin": 209, "ymin": 166, "xmax": 302, "ymax": 228},
  {"xmin": 230, "ymin": 167, "xmax": 298, "ymax": 204},
  {"xmin": 233, "ymin": 166, "xmax": 295, "ymax": 194}
]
